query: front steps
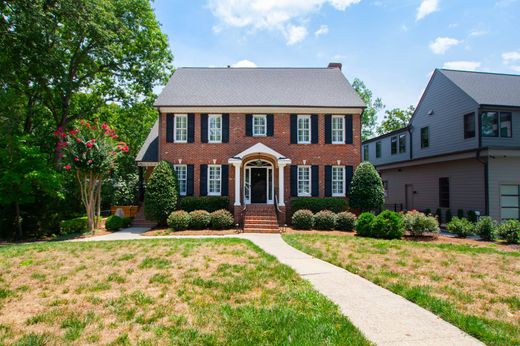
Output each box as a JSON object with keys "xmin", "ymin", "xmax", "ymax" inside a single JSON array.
[
  {"xmin": 131, "ymin": 206, "xmax": 157, "ymax": 228},
  {"xmin": 243, "ymin": 204, "xmax": 280, "ymax": 233}
]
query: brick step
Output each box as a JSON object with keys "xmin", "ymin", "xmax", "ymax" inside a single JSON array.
[
  {"xmin": 244, "ymin": 216, "xmax": 278, "ymax": 221},
  {"xmin": 244, "ymin": 221, "xmax": 279, "ymax": 226},
  {"xmin": 243, "ymin": 228, "xmax": 280, "ymax": 233},
  {"xmin": 243, "ymin": 223, "xmax": 279, "ymax": 229},
  {"xmin": 246, "ymin": 211, "xmax": 276, "ymax": 216}
]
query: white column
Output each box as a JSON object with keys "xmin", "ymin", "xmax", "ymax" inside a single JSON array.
[
  {"xmin": 233, "ymin": 162, "xmax": 241, "ymax": 206},
  {"xmin": 278, "ymin": 163, "xmax": 286, "ymax": 207}
]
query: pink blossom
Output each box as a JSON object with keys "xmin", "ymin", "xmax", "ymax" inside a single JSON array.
[
  {"xmin": 74, "ymin": 157, "xmax": 79, "ymax": 161},
  {"xmin": 86, "ymin": 142, "xmax": 93, "ymax": 148},
  {"xmin": 76, "ymin": 138, "xmax": 81, "ymax": 143},
  {"xmin": 64, "ymin": 165, "xmax": 71, "ymax": 170},
  {"xmin": 88, "ymin": 159, "xmax": 93, "ymax": 164}
]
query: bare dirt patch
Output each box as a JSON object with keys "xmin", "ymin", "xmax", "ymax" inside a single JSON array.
[{"xmin": 143, "ymin": 228, "xmax": 239, "ymax": 236}]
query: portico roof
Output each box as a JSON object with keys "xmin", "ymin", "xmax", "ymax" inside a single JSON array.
[{"xmin": 228, "ymin": 143, "xmax": 291, "ymax": 164}]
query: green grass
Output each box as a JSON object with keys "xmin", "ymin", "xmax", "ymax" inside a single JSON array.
[
  {"xmin": 283, "ymin": 234, "xmax": 520, "ymax": 346},
  {"xmin": 0, "ymin": 239, "xmax": 371, "ymax": 345}
]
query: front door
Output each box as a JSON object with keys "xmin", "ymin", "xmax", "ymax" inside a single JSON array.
[{"xmin": 251, "ymin": 168, "xmax": 267, "ymax": 203}]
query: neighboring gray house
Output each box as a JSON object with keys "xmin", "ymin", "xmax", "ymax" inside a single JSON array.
[{"xmin": 362, "ymin": 69, "xmax": 520, "ymax": 222}]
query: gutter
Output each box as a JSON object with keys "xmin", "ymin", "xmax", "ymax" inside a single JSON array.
[{"xmin": 476, "ymin": 108, "xmax": 488, "ymax": 216}]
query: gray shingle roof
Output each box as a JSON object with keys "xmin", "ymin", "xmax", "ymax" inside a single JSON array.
[
  {"xmin": 154, "ymin": 67, "xmax": 365, "ymax": 108},
  {"xmin": 135, "ymin": 120, "xmax": 158, "ymax": 162},
  {"xmin": 439, "ymin": 69, "xmax": 520, "ymax": 107}
]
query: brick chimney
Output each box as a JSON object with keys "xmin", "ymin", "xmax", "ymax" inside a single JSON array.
[{"xmin": 327, "ymin": 62, "xmax": 342, "ymax": 70}]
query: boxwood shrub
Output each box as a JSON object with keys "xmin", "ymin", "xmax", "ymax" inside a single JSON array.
[
  {"xmin": 314, "ymin": 210, "xmax": 336, "ymax": 230},
  {"xmin": 60, "ymin": 217, "xmax": 89, "ymax": 234},
  {"xmin": 167, "ymin": 211, "xmax": 191, "ymax": 231},
  {"xmin": 179, "ymin": 196, "xmax": 229, "ymax": 212},
  {"xmin": 292, "ymin": 209, "xmax": 314, "ymax": 230},
  {"xmin": 370, "ymin": 210, "xmax": 404, "ymax": 239},
  {"xmin": 446, "ymin": 217, "xmax": 474, "ymax": 238},
  {"xmin": 403, "ymin": 210, "xmax": 439, "ymax": 236},
  {"xmin": 475, "ymin": 216, "xmax": 498, "ymax": 241},
  {"xmin": 291, "ymin": 198, "xmax": 347, "ymax": 214},
  {"xmin": 210, "ymin": 209, "xmax": 234, "ymax": 229},
  {"xmin": 498, "ymin": 219, "xmax": 520, "ymax": 244},
  {"xmin": 189, "ymin": 210, "xmax": 211, "ymax": 229},
  {"xmin": 356, "ymin": 212, "xmax": 375, "ymax": 237},
  {"xmin": 335, "ymin": 212, "xmax": 357, "ymax": 232}
]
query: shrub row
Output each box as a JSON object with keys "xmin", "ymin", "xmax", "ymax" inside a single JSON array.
[
  {"xmin": 291, "ymin": 210, "xmax": 356, "ymax": 231},
  {"xmin": 357, "ymin": 210, "xmax": 404, "ymax": 239},
  {"xmin": 105, "ymin": 215, "xmax": 133, "ymax": 231},
  {"xmin": 447, "ymin": 216, "xmax": 520, "ymax": 243},
  {"xmin": 179, "ymin": 196, "xmax": 230, "ymax": 212},
  {"xmin": 291, "ymin": 198, "xmax": 348, "ymax": 214},
  {"xmin": 167, "ymin": 209, "xmax": 234, "ymax": 231}
]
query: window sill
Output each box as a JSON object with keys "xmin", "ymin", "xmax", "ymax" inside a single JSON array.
[
  {"xmin": 208, "ymin": 193, "xmax": 221, "ymax": 196},
  {"xmin": 332, "ymin": 194, "xmax": 346, "ymax": 197},
  {"xmin": 208, "ymin": 141, "xmax": 223, "ymax": 144},
  {"xmin": 252, "ymin": 134, "xmax": 267, "ymax": 137},
  {"xmin": 174, "ymin": 141, "xmax": 188, "ymax": 144}
]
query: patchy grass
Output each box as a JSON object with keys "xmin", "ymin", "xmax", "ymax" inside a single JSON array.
[
  {"xmin": 0, "ymin": 239, "xmax": 370, "ymax": 345},
  {"xmin": 283, "ymin": 234, "xmax": 520, "ymax": 346}
]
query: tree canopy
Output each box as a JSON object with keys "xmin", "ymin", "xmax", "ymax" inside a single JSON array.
[
  {"xmin": 376, "ymin": 106, "xmax": 415, "ymax": 135},
  {"xmin": 352, "ymin": 78, "xmax": 384, "ymax": 141}
]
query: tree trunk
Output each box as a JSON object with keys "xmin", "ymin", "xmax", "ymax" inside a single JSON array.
[{"xmin": 15, "ymin": 202, "xmax": 22, "ymax": 240}]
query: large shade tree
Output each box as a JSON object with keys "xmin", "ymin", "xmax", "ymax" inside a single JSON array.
[
  {"xmin": 376, "ymin": 106, "xmax": 415, "ymax": 135},
  {"xmin": 352, "ymin": 78, "xmax": 384, "ymax": 141}
]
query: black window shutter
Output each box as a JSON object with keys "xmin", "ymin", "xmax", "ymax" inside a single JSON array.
[
  {"xmin": 290, "ymin": 165, "xmax": 298, "ymax": 197},
  {"xmin": 324, "ymin": 114, "xmax": 332, "ymax": 144},
  {"xmin": 311, "ymin": 165, "xmax": 319, "ymax": 197},
  {"xmin": 200, "ymin": 164, "xmax": 208, "ymax": 196},
  {"xmin": 346, "ymin": 165, "xmax": 354, "ymax": 195},
  {"xmin": 187, "ymin": 164, "xmax": 194, "ymax": 196},
  {"xmin": 200, "ymin": 114, "xmax": 208, "ymax": 143},
  {"xmin": 187, "ymin": 113, "xmax": 195, "ymax": 143},
  {"xmin": 221, "ymin": 165, "xmax": 229, "ymax": 196},
  {"xmin": 166, "ymin": 113, "xmax": 174, "ymax": 143},
  {"xmin": 324, "ymin": 165, "xmax": 332, "ymax": 197},
  {"xmin": 267, "ymin": 114, "xmax": 274, "ymax": 136},
  {"xmin": 290, "ymin": 114, "xmax": 297, "ymax": 144},
  {"xmin": 311, "ymin": 114, "xmax": 319, "ymax": 144},
  {"xmin": 345, "ymin": 115, "xmax": 353, "ymax": 144},
  {"xmin": 222, "ymin": 113, "xmax": 229, "ymax": 143},
  {"xmin": 245, "ymin": 114, "xmax": 253, "ymax": 136}
]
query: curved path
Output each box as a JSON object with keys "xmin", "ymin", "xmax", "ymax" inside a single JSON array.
[{"xmin": 73, "ymin": 228, "xmax": 482, "ymax": 346}]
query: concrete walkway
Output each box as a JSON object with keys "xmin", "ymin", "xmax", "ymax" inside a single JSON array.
[{"xmin": 73, "ymin": 228, "xmax": 482, "ymax": 346}]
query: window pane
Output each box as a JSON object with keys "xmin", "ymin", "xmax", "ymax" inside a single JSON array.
[
  {"xmin": 501, "ymin": 185, "xmax": 518, "ymax": 195},
  {"xmin": 298, "ymin": 117, "xmax": 310, "ymax": 143},
  {"xmin": 253, "ymin": 115, "xmax": 266, "ymax": 136},
  {"xmin": 421, "ymin": 127, "xmax": 429, "ymax": 148},
  {"xmin": 175, "ymin": 115, "xmax": 187, "ymax": 141},
  {"xmin": 501, "ymin": 208, "xmax": 519, "ymax": 220},
  {"xmin": 376, "ymin": 142, "xmax": 381, "ymax": 158},
  {"xmin": 174, "ymin": 165, "xmax": 187, "ymax": 195},
  {"xmin": 297, "ymin": 166, "xmax": 310, "ymax": 195},
  {"xmin": 332, "ymin": 116, "xmax": 344, "ymax": 143},
  {"xmin": 332, "ymin": 166, "xmax": 344, "ymax": 195},
  {"xmin": 391, "ymin": 137, "xmax": 397, "ymax": 154},
  {"xmin": 500, "ymin": 112, "xmax": 512, "ymax": 138},
  {"xmin": 399, "ymin": 134, "xmax": 406, "ymax": 153},
  {"xmin": 208, "ymin": 166, "xmax": 221, "ymax": 194},
  {"xmin": 481, "ymin": 112, "xmax": 498, "ymax": 137},
  {"xmin": 464, "ymin": 113, "xmax": 475, "ymax": 139}
]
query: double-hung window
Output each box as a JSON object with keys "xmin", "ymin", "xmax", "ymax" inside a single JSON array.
[
  {"xmin": 464, "ymin": 113, "xmax": 475, "ymax": 139},
  {"xmin": 208, "ymin": 114, "xmax": 222, "ymax": 143},
  {"xmin": 500, "ymin": 112, "xmax": 512, "ymax": 138},
  {"xmin": 297, "ymin": 166, "xmax": 311, "ymax": 196},
  {"xmin": 332, "ymin": 166, "xmax": 345, "ymax": 196},
  {"xmin": 253, "ymin": 114, "xmax": 267, "ymax": 136},
  {"xmin": 174, "ymin": 165, "xmax": 187, "ymax": 196},
  {"xmin": 297, "ymin": 115, "xmax": 311, "ymax": 144},
  {"xmin": 398, "ymin": 134, "xmax": 406, "ymax": 153},
  {"xmin": 174, "ymin": 114, "xmax": 188, "ymax": 142},
  {"xmin": 376, "ymin": 141, "xmax": 382, "ymax": 158},
  {"xmin": 391, "ymin": 136, "xmax": 397, "ymax": 155},
  {"xmin": 208, "ymin": 165, "xmax": 221, "ymax": 196},
  {"xmin": 421, "ymin": 127, "xmax": 429, "ymax": 148},
  {"xmin": 331, "ymin": 115, "xmax": 345, "ymax": 144},
  {"xmin": 481, "ymin": 112, "xmax": 512, "ymax": 138}
]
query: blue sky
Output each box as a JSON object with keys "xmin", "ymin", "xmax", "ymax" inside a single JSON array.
[{"xmin": 152, "ymin": 0, "xmax": 520, "ymax": 120}]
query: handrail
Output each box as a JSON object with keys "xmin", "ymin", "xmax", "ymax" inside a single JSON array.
[{"xmin": 274, "ymin": 194, "xmax": 282, "ymax": 213}]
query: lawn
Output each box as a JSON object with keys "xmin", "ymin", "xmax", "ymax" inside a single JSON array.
[
  {"xmin": 0, "ymin": 239, "xmax": 370, "ymax": 345},
  {"xmin": 283, "ymin": 234, "xmax": 520, "ymax": 346}
]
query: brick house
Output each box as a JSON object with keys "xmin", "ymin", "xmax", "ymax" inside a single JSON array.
[{"xmin": 136, "ymin": 63, "xmax": 365, "ymax": 229}]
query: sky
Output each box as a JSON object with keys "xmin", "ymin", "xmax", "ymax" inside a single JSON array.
[{"xmin": 151, "ymin": 0, "xmax": 520, "ymax": 121}]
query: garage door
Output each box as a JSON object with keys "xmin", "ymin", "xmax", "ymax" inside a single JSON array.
[{"xmin": 500, "ymin": 185, "xmax": 520, "ymax": 221}]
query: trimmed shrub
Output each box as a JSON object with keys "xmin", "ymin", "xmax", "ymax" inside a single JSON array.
[
  {"xmin": 105, "ymin": 215, "xmax": 124, "ymax": 231},
  {"xmin": 446, "ymin": 217, "xmax": 474, "ymax": 238},
  {"xmin": 292, "ymin": 209, "xmax": 314, "ymax": 230},
  {"xmin": 349, "ymin": 162, "xmax": 384, "ymax": 212},
  {"xmin": 167, "ymin": 211, "xmax": 191, "ymax": 231},
  {"xmin": 179, "ymin": 196, "xmax": 229, "ymax": 212},
  {"xmin": 189, "ymin": 210, "xmax": 211, "ymax": 229},
  {"xmin": 467, "ymin": 210, "xmax": 478, "ymax": 223},
  {"xmin": 475, "ymin": 216, "xmax": 498, "ymax": 241},
  {"xmin": 60, "ymin": 216, "xmax": 89, "ymax": 234},
  {"xmin": 291, "ymin": 198, "xmax": 347, "ymax": 214},
  {"xmin": 498, "ymin": 219, "xmax": 520, "ymax": 244},
  {"xmin": 314, "ymin": 210, "xmax": 336, "ymax": 230},
  {"xmin": 370, "ymin": 210, "xmax": 404, "ymax": 239},
  {"xmin": 457, "ymin": 209, "xmax": 464, "ymax": 219},
  {"xmin": 445, "ymin": 209, "xmax": 453, "ymax": 223},
  {"xmin": 356, "ymin": 212, "xmax": 375, "ymax": 237},
  {"xmin": 335, "ymin": 212, "xmax": 357, "ymax": 232},
  {"xmin": 210, "ymin": 209, "xmax": 234, "ymax": 229},
  {"xmin": 403, "ymin": 210, "xmax": 440, "ymax": 236},
  {"xmin": 145, "ymin": 161, "xmax": 179, "ymax": 224}
]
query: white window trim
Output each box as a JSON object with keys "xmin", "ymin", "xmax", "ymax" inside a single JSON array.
[
  {"xmin": 174, "ymin": 164, "xmax": 187, "ymax": 196},
  {"xmin": 174, "ymin": 114, "xmax": 188, "ymax": 143},
  {"xmin": 297, "ymin": 165, "xmax": 312, "ymax": 197},
  {"xmin": 297, "ymin": 114, "xmax": 311, "ymax": 144},
  {"xmin": 332, "ymin": 166, "xmax": 346, "ymax": 197},
  {"xmin": 208, "ymin": 114, "xmax": 222, "ymax": 143},
  {"xmin": 252, "ymin": 114, "xmax": 267, "ymax": 136},
  {"xmin": 207, "ymin": 164, "xmax": 221, "ymax": 196},
  {"xmin": 331, "ymin": 115, "xmax": 345, "ymax": 144}
]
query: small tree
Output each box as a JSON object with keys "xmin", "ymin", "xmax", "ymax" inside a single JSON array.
[
  {"xmin": 144, "ymin": 161, "xmax": 178, "ymax": 224},
  {"xmin": 349, "ymin": 162, "xmax": 384, "ymax": 212},
  {"xmin": 55, "ymin": 121, "xmax": 127, "ymax": 232}
]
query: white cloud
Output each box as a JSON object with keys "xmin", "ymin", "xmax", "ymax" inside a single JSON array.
[
  {"xmin": 442, "ymin": 61, "xmax": 481, "ymax": 71},
  {"xmin": 231, "ymin": 59, "xmax": 257, "ymax": 67},
  {"xmin": 416, "ymin": 0, "xmax": 439, "ymax": 21},
  {"xmin": 429, "ymin": 37, "xmax": 461, "ymax": 54},
  {"xmin": 207, "ymin": 0, "xmax": 361, "ymax": 44},
  {"xmin": 469, "ymin": 30, "xmax": 488, "ymax": 37},
  {"xmin": 501, "ymin": 50, "xmax": 520, "ymax": 72},
  {"xmin": 315, "ymin": 24, "xmax": 329, "ymax": 37}
]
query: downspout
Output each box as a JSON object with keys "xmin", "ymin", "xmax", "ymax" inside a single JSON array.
[
  {"xmin": 475, "ymin": 108, "xmax": 489, "ymax": 216},
  {"xmin": 407, "ymin": 126, "xmax": 413, "ymax": 160}
]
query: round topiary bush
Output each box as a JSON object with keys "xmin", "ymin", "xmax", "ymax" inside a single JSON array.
[
  {"xmin": 189, "ymin": 210, "xmax": 211, "ymax": 229},
  {"xmin": 349, "ymin": 162, "xmax": 385, "ymax": 212},
  {"xmin": 335, "ymin": 212, "xmax": 357, "ymax": 232},
  {"xmin": 105, "ymin": 215, "xmax": 125, "ymax": 231},
  {"xmin": 370, "ymin": 210, "xmax": 404, "ymax": 239},
  {"xmin": 446, "ymin": 217, "xmax": 474, "ymax": 238},
  {"xmin": 314, "ymin": 210, "xmax": 336, "ymax": 230},
  {"xmin": 355, "ymin": 212, "xmax": 375, "ymax": 236},
  {"xmin": 475, "ymin": 216, "xmax": 498, "ymax": 241},
  {"xmin": 167, "ymin": 210, "xmax": 191, "ymax": 231},
  {"xmin": 498, "ymin": 219, "xmax": 520, "ymax": 244},
  {"xmin": 292, "ymin": 209, "xmax": 314, "ymax": 230},
  {"xmin": 210, "ymin": 209, "xmax": 234, "ymax": 229}
]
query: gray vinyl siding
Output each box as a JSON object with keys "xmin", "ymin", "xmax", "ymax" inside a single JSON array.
[
  {"xmin": 366, "ymin": 130, "xmax": 409, "ymax": 166},
  {"xmin": 411, "ymin": 71, "xmax": 479, "ymax": 159},
  {"xmin": 481, "ymin": 111, "xmax": 520, "ymax": 148},
  {"xmin": 487, "ymin": 156, "xmax": 520, "ymax": 220},
  {"xmin": 380, "ymin": 158, "xmax": 485, "ymax": 214}
]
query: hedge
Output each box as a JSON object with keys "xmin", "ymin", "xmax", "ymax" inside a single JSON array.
[
  {"xmin": 60, "ymin": 216, "xmax": 103, "ymax": 234},
  {"xmin": 291, "ymin": 198, "xmax": 348, "ymax": 214},
  {"xmin": 179, "ymin": 196, "xmax": 230, "ymax": 212},
  {"xmin": 105, "ymin": 215, "xmax": 133, "ymax": 231}
]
